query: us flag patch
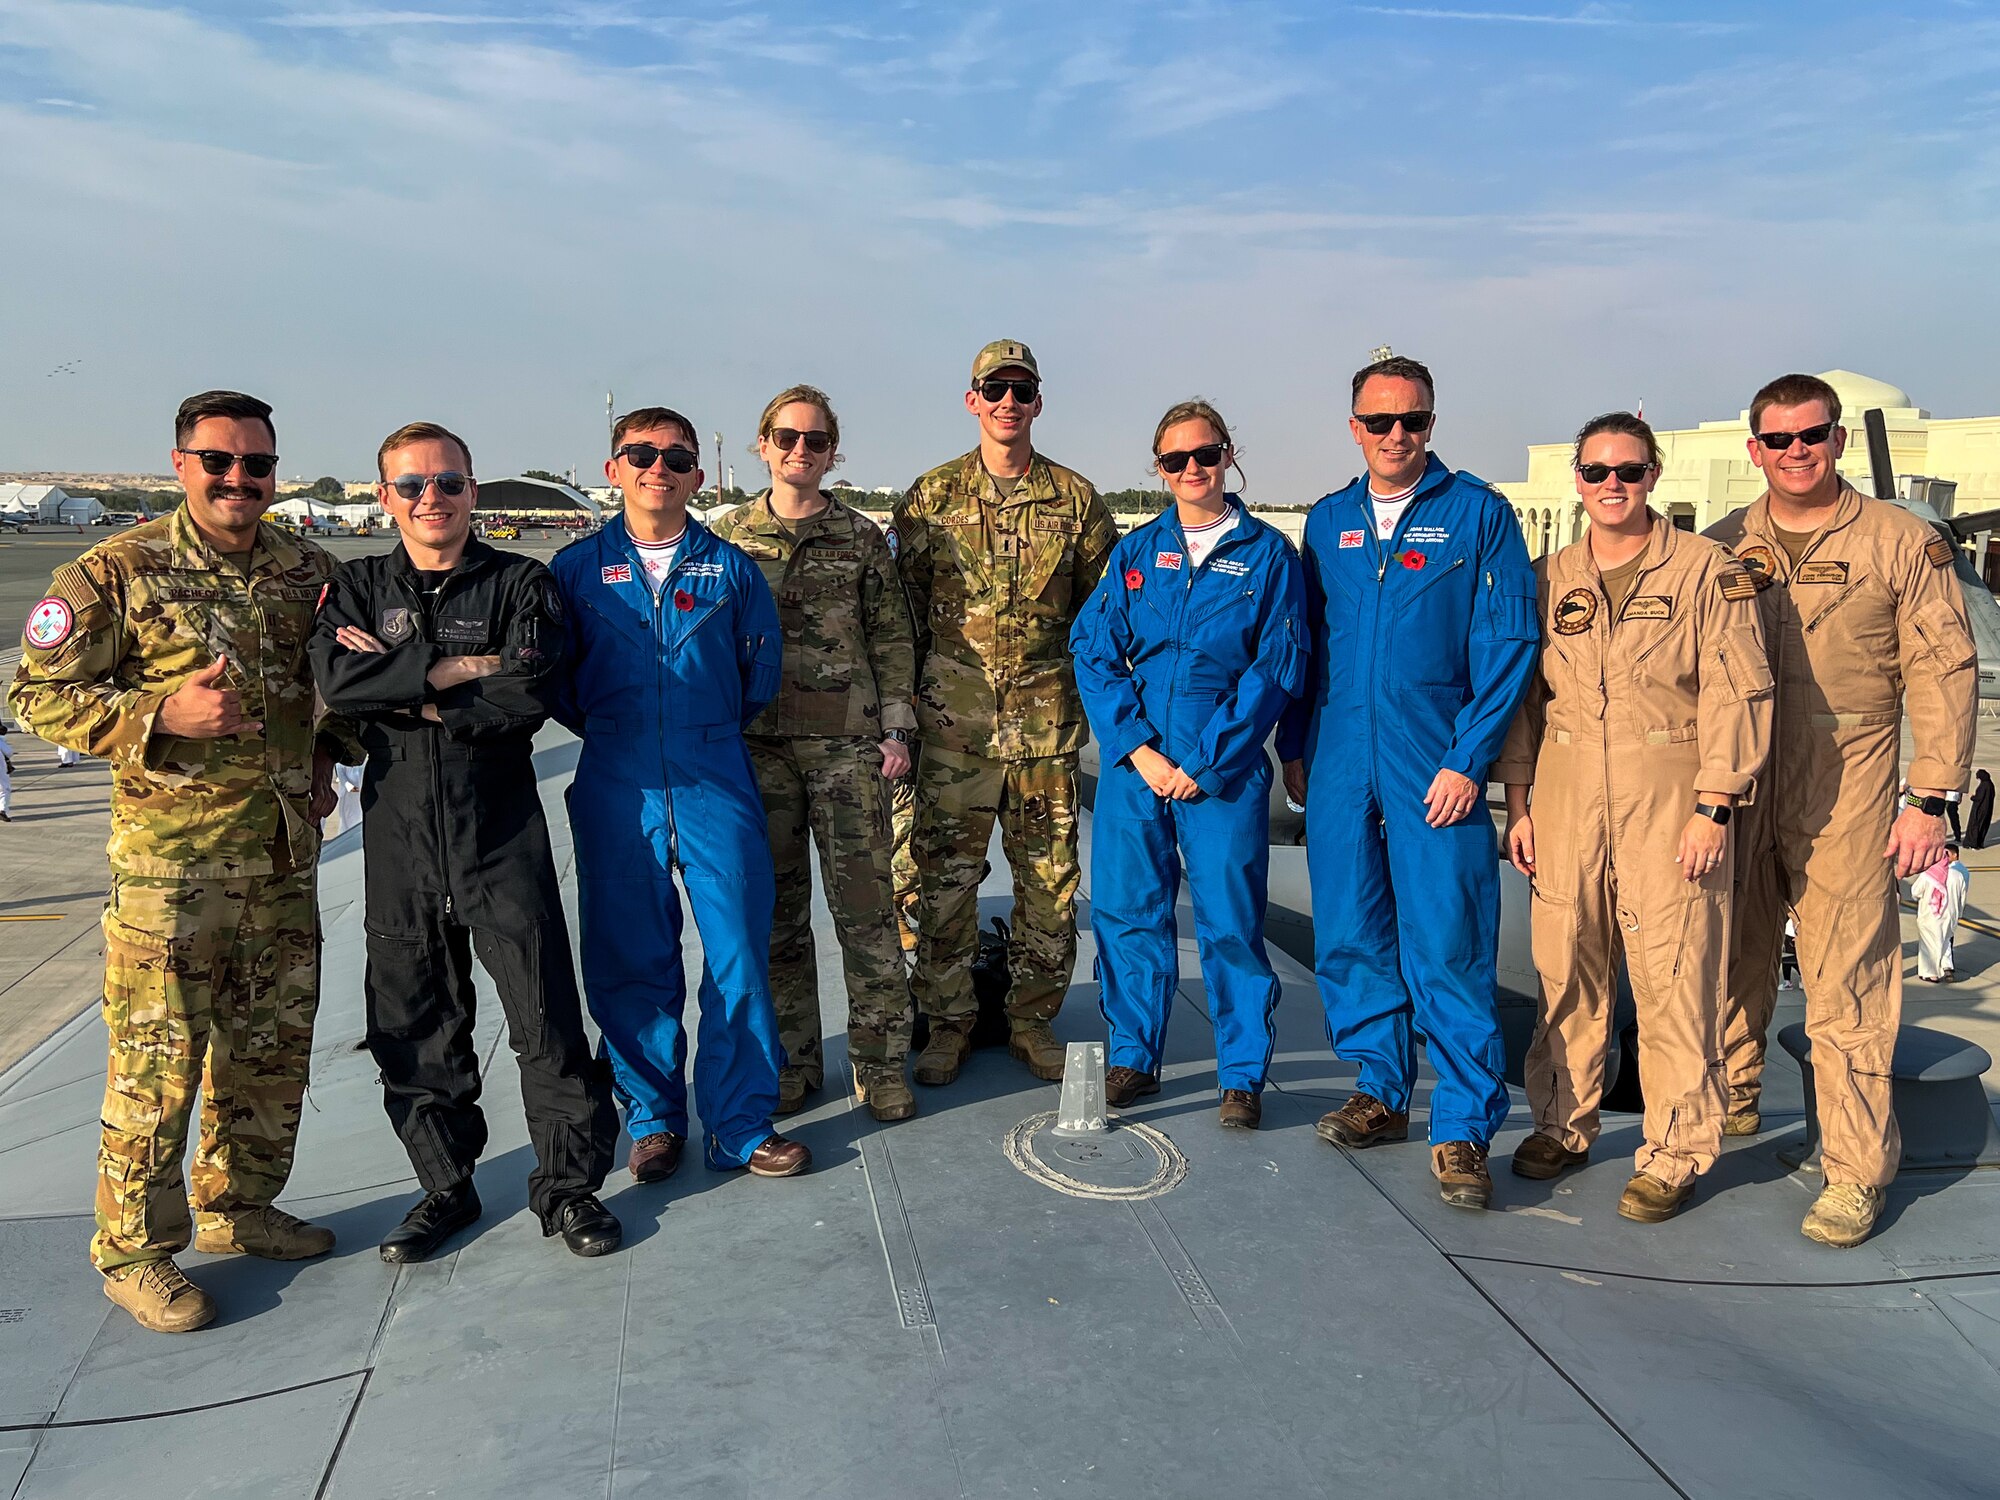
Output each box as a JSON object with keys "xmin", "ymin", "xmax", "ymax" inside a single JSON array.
[
  {"xmin": 1156, "ymin": 551, "xmax": 1182, "ymax": 569},
  {"xmin": 1339, "ymin": 530, "xmax": 1365, "ymax": 549},
  {"xmin": 602, "ymin": 564, "xmax": 633, "ymax": 584}
]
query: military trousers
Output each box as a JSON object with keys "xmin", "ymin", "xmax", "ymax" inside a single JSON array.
[
  {"xmin": 909, "ymin": 745, "xmax": 1080, "ymax": 1028},
  {"xmin": 94, "ymin": 871, "xmax": 319, "ymax": 1274},
  {"xmin": 1522, "ymin": 738, "xmax": 1729, "ymax": 1189},
  {"xmin": 890, "ymin": 778, "xmax": 920, "ymax": 921},
  {"xmin": 1723, "ymin": 721, "xmax": 1903, "ymax": 1187},
  {"xmin": 748, "ymin": 734, "xmax": 912, "ymax": 1083}
]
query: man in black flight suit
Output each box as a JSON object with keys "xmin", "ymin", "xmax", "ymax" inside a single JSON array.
[{"xmin": 310, "ymin": 420, "xmax": 620, "ymax": 1261}]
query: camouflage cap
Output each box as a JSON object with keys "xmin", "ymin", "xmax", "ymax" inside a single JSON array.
[{"xmin": 970, "ymin": 340, "xmax": 1039, "ymax": 383}]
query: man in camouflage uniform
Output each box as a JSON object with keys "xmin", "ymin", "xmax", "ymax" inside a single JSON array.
[
  {"xmin": 895, "ymin": 341, "xmax": 1120, "ymax": 1084},
  {"xmin": 712, "ymin": 385, "xmax": 920, "ymax": 1121},
  {"xmin": 11, "ymin": 391, "xmax": 347, "ymax": 1334}
]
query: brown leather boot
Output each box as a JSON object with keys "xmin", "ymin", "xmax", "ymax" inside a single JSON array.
[
  {"xmin": 1007, "ymin": 1021, "xmax": 1066, "ymax": 1082},
  {"xmin": 1432, "ymin": 1141, "xmax": 1493, "ymax": 1210},
  {"xmin": 1617, "ymin": 1171, "xmax": 1694, "ymax": 1224},
  {"xmin": 746, "ymin": 1134, "xmax": 812, "ymax": 1178},
  {"xmin": 1510, "ymin": 1132, "xmax": 1588, "ymax": 1180},
  {"xmin": 629, "ymin": 1132, "xmax": 684, "ymax": 1183},
  {"xmin": 855, "ymin": 1063, "xmax": 918, "ymax": 1122},
  {"xmin": 1315, "ymin": 1091, "xmax": 1410, "ymax": 1148},
  {"xmin": 1105, "ymin": 1066, "xmax": 1160, "ymax": 1107},
  {"xmin": 1217, "ymin": 1090, "xmax": 1262, "ymax": 1130},
  {"xmin": 913, "ymin": 1022, "xmax": 973, "ymax": 1086}
]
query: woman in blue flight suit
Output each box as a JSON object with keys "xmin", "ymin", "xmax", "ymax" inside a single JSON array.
[{"xmin": 1071, "ymin": 400, "xmax": 1306, "ymax": 1129}]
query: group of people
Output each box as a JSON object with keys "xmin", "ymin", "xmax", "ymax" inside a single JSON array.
[{"xmin": 10, "ymin": 349, "xmax": 1977, "ymax": 1339}]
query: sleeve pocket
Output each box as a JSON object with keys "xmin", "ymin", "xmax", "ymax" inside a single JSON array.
[
  {"xmin": 1718, "ymin": 624, "xmax": 1775, "ymax": 702},
  {"xmin": 1912, "ymin": 597, "xmax": 1977, "ymax": 672},
  {"xmin": 1488, "ymin": 574, "xmax": 1539, "ymax": 643}
]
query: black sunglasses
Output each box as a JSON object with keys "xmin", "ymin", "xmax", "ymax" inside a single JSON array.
[
  {"xmin": 1157, "ymin": 444, "xmax": 1227, "ymax": 474},
  {"xmin": 1576, "ymin": 462, "xmax": 1655, "ymax": 485},
  {"xmin": 386, "ymin": 472, "xmax": 471, "ymax": 501},
  {"xmin": 178, "ymin": 448, "xmax": 278, "ymax": 479},
  {"xmin": 616, "ymin": 442, "xmax": 700, "ymax": 473},
  {"xmin": 1354, "ymin": 411, "xmax": 1435, "ymax": 436},
  {"xmin": 767, "ymin": 427, "xmax": 832, "ymax": 455},
  {"xmin": 1753, "ymin": 422, "xmax": 1837, "ymax": 451},
  {"xmin": 977, "ymin": 378, "xmax": 1040, "ymax": 404}
]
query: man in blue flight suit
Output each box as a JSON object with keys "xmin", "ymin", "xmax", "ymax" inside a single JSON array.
[
  {"xmin": 550, "ymin": 406, "xmax": 810, "ymax": 1182},
  {"xmin": 1277, "ymin": 356, "xmax": 1538, "ymax": 1209},
  {"xmin": 1071, "ymin": 400, "xmax": 1305, "ymax": 1130}
]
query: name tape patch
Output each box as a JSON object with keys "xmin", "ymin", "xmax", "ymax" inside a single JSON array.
[
  {"xmin": 1622, "ymin": 596, "xmax": 1672, "ymax": 621},
  {"xmin": 1795, "ymin": 561, "xmax": 1849, "ymax": 585}
]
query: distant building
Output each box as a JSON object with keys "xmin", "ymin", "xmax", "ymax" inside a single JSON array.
[
  {"xmin": 0, "ymin": 483, "xmax": 101, "ymax": 524},
  {"xmin": 473, "ymin": 476, "xmax": 600, "ymax": 520},
  {"xmin": 1498, "ymin": 371, "xmax": 2000, "ymax": 575}
]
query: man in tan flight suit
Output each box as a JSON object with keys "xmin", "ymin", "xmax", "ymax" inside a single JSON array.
[
  {"xmin": 1499, "ymin": 412, "xmax": 1773, "ymax": 1223},
  {"xmin": 895, "ymin": 341, "xmax": 1120, "ymax": 1085},
  {"xmin": 1707, "ymin": 372, "xmax": 1977, "ymax": 1247}
]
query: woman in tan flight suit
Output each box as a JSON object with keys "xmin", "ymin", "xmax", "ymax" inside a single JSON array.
[{"xmin": 1496, "ymin": 412, "xmax": 1774, "ymax": 1223}]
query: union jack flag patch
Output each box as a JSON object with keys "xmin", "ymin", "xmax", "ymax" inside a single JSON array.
[
  {"xmin": 1156, "ymin": 551, "xmax": 1182, "ymax": 569},
  {"xmin": 1339, "ymin": 530, "xmax": 1365, "ymax": 549},
  {"xmin": 602, "ymin": 564, "xmax": 632, "ymax": 584}
]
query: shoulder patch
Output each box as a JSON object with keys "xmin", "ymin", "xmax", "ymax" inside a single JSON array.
[
  {"xmin": 1553, "ymin": 587, "xmax": 1597, "ymax": 635},
  {"xmin": 1927, "ymin": 534, "xmax": 1957, "ymax": 569},
  {"xmin": 1718, "ymin": 565, "xmax": 1760, "ymax": 602},
  {"xmin": 885, "ymin": 525, "xmax": 899, "ymax": 559},
  {"xmin": 542, "ymin": 579, "xmax": 564, "ymax": 622},
  {"xmin": 24, "ymin": 596, "xmax": 74, "ymax": 649}
]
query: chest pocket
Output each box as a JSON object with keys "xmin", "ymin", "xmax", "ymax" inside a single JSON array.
[
  {"xmin": 1023, "ymin": 532, "xmax": 1076, "ymax": 612},
  {"xmin": 1799, "ymin": 571, "xmax": 1893, "ymax": 662}
]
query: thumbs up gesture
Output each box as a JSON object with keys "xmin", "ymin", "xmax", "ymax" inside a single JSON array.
[{"xmin": 159, "ymin": 657, "xmax": 261, "ymax": 739}]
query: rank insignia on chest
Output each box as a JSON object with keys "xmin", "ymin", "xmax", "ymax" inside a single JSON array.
[
  {"xmin": 1339, "ymin": 530, "xmax": 1365, "ymax": 549},
  {"xmin": 380, "ymin": 607, "xmax": 415, "ymax": 644},
  {"xmin": 602, "ymin": 564, "xmax": 633, "ymax": 585},
  {"xmin": 1156, "ymin": 551, "xmax": 1182, "ymax": 570},
  {"xmin": 1622, "ymin": 596, "xmax": 1672, "ymax": 622},
  {"xmin": 1795, "ymin": 561, "xmax": 1849, "ymax": 585},
  {"xmin": 1554, "ymin": 587, "xmax": 1597, "ymax": 635}
]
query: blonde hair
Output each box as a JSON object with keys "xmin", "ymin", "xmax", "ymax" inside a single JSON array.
[
  {"xmin": 1151, "ymin": 398, "xmax": 1245, "ymax": 490},
  {"xmin": 755, "ymin": 384, "xmax": 841, "ymax": 450}
]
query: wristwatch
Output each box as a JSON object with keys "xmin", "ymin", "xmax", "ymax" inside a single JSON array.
[
  {"xmin": 885, "ymin": 729, "xmax": 916, "ymax": 746},
  {"xmin": 1694, "ymin": 802, "xmax": 1732, "ymax": 825},
  {"xmin": 1906, "ymin": 792, "xmax": 1949, "ymax": 817}
]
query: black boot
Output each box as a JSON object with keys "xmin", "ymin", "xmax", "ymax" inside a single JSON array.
[
  {"xmin": 545, "ymin": 1193, "xmax": 623, "ymax": 1257},
  {"xmin": 379, "ymin": 1182, "xmax": 481, "ymax": 1264}
]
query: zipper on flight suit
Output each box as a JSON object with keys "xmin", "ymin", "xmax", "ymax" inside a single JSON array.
[
  {"xmin": 648, "ymin": 555, "xmax": 677, "ymax": 872},
  {"xmin": 402, "ymin": 571, "xmax": 458, "ymax": 920}
]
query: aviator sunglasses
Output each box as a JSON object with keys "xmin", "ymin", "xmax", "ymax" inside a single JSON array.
[
  {"xmin": 1354, "ymin": 411, "xmax": 1435, "ymax": 436},
  {"xmin": 386, "ymin": 472, "xmax": 471, "ymax": 501},
  {"xmin": 1753, "ymin": 422, "xmax": 1837, "ymax": 451},
  {"xmin": 977, "ymin": 378, "xmax": 1040, "ymax": 404},
  {"xmin": 615, "ymin": 442, "xmax": 700, "ymax": 473},
  {"xmin": 1576, "ymin": 462, "xmax": 1655, "ymax": 485},
  {"xmin": 177, "ymin": 448, "xmax": 279, "ymax": 479},
  {"xmin": 767, "ymin": 427, "xmax": 833, "ymax": 455},
  {"xmin": 1157, "ymin": 443, "xmax": 1228, "ymax": 474}
]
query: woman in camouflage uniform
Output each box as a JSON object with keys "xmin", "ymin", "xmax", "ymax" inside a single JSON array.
[{"xmin": 711, "ymin": 387, "xmax": 921, "ymax": 1121}]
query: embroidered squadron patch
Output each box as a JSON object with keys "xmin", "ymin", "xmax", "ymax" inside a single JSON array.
[
  {"xmin": 1553, "ymin": 587, "xmax": 1598, "ymax": 635},
  {"xmin": 1795, "ymin": 561, "xmax": 1850, "ymax": 585},
  {"xmin": 1717, "ymin": 565, "xmax": 1760, "ymax": 601},
  {"xmin": 1926, "ymin": 534, "xmax": 1957, "ymax": 569},
  {"xmin": 1736, "ymin": 544, "xmax": 1779, "ymax": 578},
  {"xmin": 1622, "ymin": 596, "xmax": 1672, "ymax": 621},
  {"xmin": 885, "ymin": 526, "xmax": 899, "ymax": 559},
  {"xmin": 379, "ymin": 607, "xmax": 415, "ymax": 644},
  {"xmin": 25, "ymin": 596, "xmax": 73, "ymax": 649},
  {"xmin": 1339, "ymin": 530, "xmax": 1365, "ymax": 549}
]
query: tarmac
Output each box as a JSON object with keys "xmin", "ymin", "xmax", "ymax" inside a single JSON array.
[{"xmin": 3, "ymin": 525, "xmax": 2000, "ymax": 1497}]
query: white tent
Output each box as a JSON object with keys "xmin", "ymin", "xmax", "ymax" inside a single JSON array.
[{"xmin": 0, "ymin": 483, "xmax": 101, "ymax": 523}]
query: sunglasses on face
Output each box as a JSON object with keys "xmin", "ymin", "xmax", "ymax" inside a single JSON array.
[
  {"xmin": 977, "ymin": 378, "xmax": 1040, "ymax": 405},
  {"xmin": 1576, "ymin": 462, "xmax": 1655, "ymax": 485},
  {"xmin": 1157, "ymin": 444, "xmax": 1227, "ymax": 474},
  {"xmin": 615, "ymin": 442, "xmax": 700, "ymax": 473},
  {"xmin": 386, "ymin": 472, "xmax": 471, "ymax": 501},
  {"xmin": 1753, "ymin": 422, "xmax": 1837, "ymax": 451},
  {"xmin": 178, "ymin": 448, "xmax": 278, "ymax": 479},
  {"xmin": 1353, "ymin": 411, "xmax": 1435, "ymax": 436},
  {"xmin": 767, "ymin": 427, "xmax": 832, "ymax": 455}
]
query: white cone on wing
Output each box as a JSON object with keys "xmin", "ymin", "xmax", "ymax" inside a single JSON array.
[{"xmin": 1052, "ymin": 1041, "xmax": 1108, "ymax": 1137}]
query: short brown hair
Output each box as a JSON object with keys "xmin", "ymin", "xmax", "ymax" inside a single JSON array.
[
  {"xmin": 755, "ymin": 385, "xmax": 840, "ymax": 449},
  {"xmin": 377, "ymin": 421, "xmax": 472, "ymax": 479},
  {"xmin": 1749, "ymin": 373, "xmax": 1841, "ymax": 433},
  {"xmin": 612, "ymin": 406, "xmax": 698, "ymax": 452},
  {"xmin": 1572, "ymin": 411, "xmax": 1660, "ymax": 469},
  {"xmin": 1351, "ymin": 355, "xmax": 1434, "ymax": 408},
  {"xmin": 1152, "ymin": 398, "xmax": 1247, "ymax": 490},
  {"xmin": 175, "ymin": 389, "xmax": 274, "ymax": 448}
]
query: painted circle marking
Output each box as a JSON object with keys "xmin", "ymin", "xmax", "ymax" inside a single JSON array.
[{"xmin": 1003, "ymin": 1111, "xmax": 1188, "ymax": 1201}]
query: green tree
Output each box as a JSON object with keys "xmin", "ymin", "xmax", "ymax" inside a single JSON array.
[
  {"xmin": 310, "ymin": 476, "xmax": 344, "ymax": 500},
  {"xmin": 522, "ymin": 468, "xmax": 568, "ymax": 485}
]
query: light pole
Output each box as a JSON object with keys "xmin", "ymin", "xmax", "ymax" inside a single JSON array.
[{"xmin": 714, "ymin": 431, "xmax": 725, "ymax": 511}]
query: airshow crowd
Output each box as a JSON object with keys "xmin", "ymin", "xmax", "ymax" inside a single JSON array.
[{"xmin": 10, "ymin": 348, "xmax": 1977, "ymax": 1336}]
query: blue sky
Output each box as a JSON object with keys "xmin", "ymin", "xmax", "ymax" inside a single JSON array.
[{"xmin": 3, "ymin": 1, "xmax": 1997, "ymax": 496}]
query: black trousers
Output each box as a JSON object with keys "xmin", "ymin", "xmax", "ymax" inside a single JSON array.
[{"xmin": 364, "ymin": 913, "xmax": 617, "ymax": 1222}]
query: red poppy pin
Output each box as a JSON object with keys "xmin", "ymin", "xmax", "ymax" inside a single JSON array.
[
  {"xmin": 1124, "ymin": 568, "xmax": 1144, "ymax": 591},
  {"xmin": 673, "ymin": 588, "xmax": 694, "ymax": 611},
  {"xmin": 1399, "ymin": 550, "xmax": 1427, "ymax": 571}
]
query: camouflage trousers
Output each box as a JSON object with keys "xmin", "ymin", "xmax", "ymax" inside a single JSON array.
[
  {"xmin": 910, "ymin": 745, "xmax": 1079, "ymax": 1028},
  {"xmin": 93, "ymin": 872, "xmax": 320, "ymax": 1274},
  {"xmin": 890, "ymin": 778, "xmax": 920, "ymax": 922},
  {"xmin": 748, "ymin": 735, "xmax": 912, "ymax": 1083}
]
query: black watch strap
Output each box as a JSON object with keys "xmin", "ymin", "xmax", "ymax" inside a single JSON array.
[
  {"xmin": 885, "ymin": 728, "xmax": 916, "ymax": 745},
  {"xmin": 1694, "ymin": 802, "xmax": 1732, "ymax": 826},
  {"xmin": 1906, "ymin": 792, "xmax": 1949, "ymax": 816}
]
